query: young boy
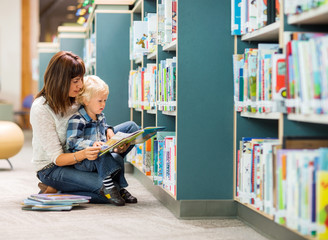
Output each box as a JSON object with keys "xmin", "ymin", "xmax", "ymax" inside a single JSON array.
[{"xmin": 66, "ymin": 75, "xmax": 138, "ymax": 206}]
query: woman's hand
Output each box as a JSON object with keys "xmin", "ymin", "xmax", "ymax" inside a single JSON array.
[
  {"xmin": 106, "ymin": 128, "xmax": 115, "ymax": 140},
  {"xmin": 84, "ymin": 146, "xmax": 101, "ymax": 160},
  {"xmin": 114, "ymin": 143, "xmax": 130, "ymax": 154}
]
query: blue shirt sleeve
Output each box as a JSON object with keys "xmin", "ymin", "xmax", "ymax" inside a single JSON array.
[{"xmin": 66, "ymin": 115, "xmax": 94, "ymax": 152}]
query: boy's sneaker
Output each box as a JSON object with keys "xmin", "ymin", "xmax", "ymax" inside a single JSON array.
[
  {"xmin": 120, "ymin": 188, "xmax": 137, "ymax": 203},
  {"xmin": 102, "ymin": 186, "xmax": 125, "ymax": 206}
]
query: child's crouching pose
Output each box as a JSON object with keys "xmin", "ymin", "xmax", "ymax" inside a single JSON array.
[{"xmin": 66, "ymin": 75, "xmax": 139, "ymax": 206}]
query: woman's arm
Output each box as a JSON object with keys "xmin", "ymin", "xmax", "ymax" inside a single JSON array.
[
  {"xmin": 55, "ymin": 147, "xmax": 101, "ymax": 166},
  {"xmin": 30, "ymin": 100, "xmax": 101, "ymax": 167}
]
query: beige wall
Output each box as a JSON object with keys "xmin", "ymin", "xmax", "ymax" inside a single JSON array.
[
  {"xmin": 30, "ymin": 0, "xmax": 40, "ymax": 94},
  {"xmin": 0, "ymin": 0, "xmax": 39, "ymax": 111},
  {"xmin": 0, "ymin": 0, "xmax": 21, "ymax": 111}
]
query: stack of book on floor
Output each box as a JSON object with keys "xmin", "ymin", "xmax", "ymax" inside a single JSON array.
[{"xmin": 21, "ymin": 193, "xmax": 91, "ymax": 211}]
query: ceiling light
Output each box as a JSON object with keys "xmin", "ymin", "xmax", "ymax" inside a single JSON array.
[
  {"xmin": 67, "ymin": 5, "xmax": 77, "ymax": 11},
  {"xmin": 66, "ymin": 14, "xmax": 75, "ymax": 20}
]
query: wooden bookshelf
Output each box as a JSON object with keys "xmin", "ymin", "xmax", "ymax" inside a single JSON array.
[
  {"xmin": 287, "ymin": 113, "xmax": 328, "ymax": 125},
  {"xmin": 234, "ymin": 1, "xmax": 328, "ymax": 239},
  {"xmin": 287, "ymin": 4, "xmax": 328, "ymax": 25},
  {"xmin": 147, "ymin": 109, "xmax": 157, "ymax": 114},
  {"xmin": 162, "ymin": 39, "xmax": 177, "ymax": 51},
  {"xmin": 147, "ymin": 51, "xmax": 157, "ymax": 59},
  {"xmin": 241, "ymin": 21, "xmax": 280, "ymax": 42},
  {"xmin": 162, "ymin": 110, "xmax": 176, "ymax": 116},
  {"xmin": 240, "ymin": 112, "xmax": 281, "ymax": 120}
]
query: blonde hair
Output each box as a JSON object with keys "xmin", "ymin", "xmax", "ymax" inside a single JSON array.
[{"xmin": 77, "ymin": 75, "xmax": 109, "ymax": 105}]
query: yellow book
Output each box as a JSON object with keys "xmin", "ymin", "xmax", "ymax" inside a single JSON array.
[{"xmin": 317, "ymin": 171, "xmax": 328, "ymax": 239}]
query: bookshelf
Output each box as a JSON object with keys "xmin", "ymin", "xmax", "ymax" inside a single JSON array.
[
  {"xmin": 287, "ymin": 4, "xmax": 328, "ymax": 25},
  {"xmin": 126, "ymin": 0, "xmax": 236, "ymax": 218},
  {"xmin": 234, "ymin": 1, "xmax": 328, "ymax": 239},
  {"xmin": 37, "ymin": 42, "xmax": 59, "ymax": 91},
  {"xmin": 241, "ymin": 21, "xmax": 280, "ymax": 42},
  {"xmin": 58, "ymin": 26, "xmax": 86, "ymax": 59},
  {"xmin": 84, "ymin": 1, "xmax": 132, "ymax": 126}
]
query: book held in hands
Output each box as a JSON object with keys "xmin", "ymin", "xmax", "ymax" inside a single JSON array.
[{"xmin": 99, "ymin": 126, "xmax": 166, "ymax": 156}]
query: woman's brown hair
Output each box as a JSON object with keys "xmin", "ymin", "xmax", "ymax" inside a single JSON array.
[{"xmin": 36, "ymin": 51, "xmax": 85, "ymax": 115}]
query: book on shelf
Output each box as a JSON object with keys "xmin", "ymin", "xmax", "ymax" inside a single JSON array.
[
  {"xmin": 99, "ymin": 126, "xmax": 166, "ymax": 156},
  {"xmin": 146, "ymin": 13, "xmax": 157, "ymax": 54},
  {"xmin": 271, "ymin": 53, "xmax": 286, "ymax": 113},
  {"xmin": 237, "ymin": 137, "xmax": 279, "ymax": 213},
  {"xmin": 231, "ymin": 0, "xmax": 242, "ymax": 35}
]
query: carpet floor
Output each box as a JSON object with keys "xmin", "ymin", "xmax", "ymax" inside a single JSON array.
[{"xmin": 0, "ymin": 130, "xmax": 270, "ymax": 240}]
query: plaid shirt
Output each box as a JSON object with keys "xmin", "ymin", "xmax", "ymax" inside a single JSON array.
[{"xmin": 66, "ymin": 106, "xmax": 113, "ymax": 152}]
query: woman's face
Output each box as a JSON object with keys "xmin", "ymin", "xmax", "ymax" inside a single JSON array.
[{"xmin": 69, "ymin": 76, "xmax": 83, "ymax": 98}]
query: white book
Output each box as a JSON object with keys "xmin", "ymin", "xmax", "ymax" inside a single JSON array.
[{"xmin": 133, "ymin": 21, "xmax": 149, "ymax": 54}]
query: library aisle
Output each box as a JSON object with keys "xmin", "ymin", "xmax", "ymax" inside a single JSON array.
[{"xmin": 0, "ymin": 130, "xmax": 269, "ymax": 240}]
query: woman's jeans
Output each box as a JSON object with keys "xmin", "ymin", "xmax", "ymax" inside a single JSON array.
[{"xmin": 37, "ymin": 121, "xmax": 140, "ymax": 203}]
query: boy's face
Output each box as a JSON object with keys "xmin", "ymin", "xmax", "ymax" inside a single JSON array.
[{"xmin": 84, "ymin": 91, "xmax": 108, "ymax": 118}]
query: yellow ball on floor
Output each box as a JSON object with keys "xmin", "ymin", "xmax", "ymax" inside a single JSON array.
[{"xmin": 0, "ymin": 121, "xmax": 24, "ymax": 159}]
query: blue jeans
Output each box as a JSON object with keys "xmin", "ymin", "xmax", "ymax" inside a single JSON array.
[{"xmin": 37, "ymin": 121, "xmax": 140, "ymax": 203}]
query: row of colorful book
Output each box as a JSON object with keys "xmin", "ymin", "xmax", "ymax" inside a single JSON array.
[
  {"xmin": 158, "ymin": 0, "xmax": 177, "ymax": 46},
  {"xmin": 232, "ymin": 44, "xmax": 286, "ymax": 113},
  {"xmin": 158, "ymin": 57, "xmax": 176, "ymax": 111},
  {"xmin": 284, "ymin": 0, "xmax": 328, "ymax": 15},
  {"xmin": 22, "ymin": 193, "xmax": 91, "ymax": 211},
  {"xmin": 129, "ymin": 0, "xmax": 177, "ymax": 61},
  {"xmin": 285, "ymin": 32, "xmax": 328, "ymax": 115},
  {"xmin": 236, "ymin": 137, "xmax": 279, "ymax": 214},
  {"xmin": 237, "ymin": 137, "xmax": 328, "ymax": 239},
  {"xmin": 128, "ymin": 57, "xmax": 176, "ymax": 112},
  {"xmin": 231, "ymin": 0, "xmax": 280, "ymax": 36},
  {"xmin": 126, "ymin": 131, "xmax": 176, "ymax": 196},
  {"xmin": 128, "ymin": 64, "xmax": 157, "ymax": 110}
]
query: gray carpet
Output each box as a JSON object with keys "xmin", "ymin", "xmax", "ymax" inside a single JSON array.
[{"xmin": 0, "ymin": 130, "xmax": 270, "ymax": 240}]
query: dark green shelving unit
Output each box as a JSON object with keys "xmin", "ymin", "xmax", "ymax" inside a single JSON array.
[
  {"xmin": 58, "ymin": 26, "xmax": 86, "ymax": 59},
  {"xmin": 85, "ymin": 4, "xmax": 131, "ymax": 126},
  {"xmin": 37, "ymin": 42, "xmax": 59, "ymax": 91},
  {"xmin": 129, "ymin": 0, "xmax": 236, "ymax": 218}
]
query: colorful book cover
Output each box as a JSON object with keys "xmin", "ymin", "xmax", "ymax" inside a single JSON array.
[
  {"xmin": 131, "ymin": 126, "xmax": 166, "ymax": 145},
  {"xmin": 271, "ymin": 53, "xmax": 286, "ymax": 113},
  {"xmin": 143, "ymin": 138, "xmax": 152, "ymax": 175},
  {"xmin": 231, "ymin": 0, "xmax": 242, "ymax": 35},
  {"xmin": 133, "ymin": 21, "xmax": 148, "ymax": 54},
  {"xmin": 153, "ymin": 140, "xmax": 159, "ymax": 185},
  {"xmin": 172, "ymin": 0, "xmax": 177, "ymax": 41},
  {"xmin": 317, "ymin": 148, "xmax": 328, "ymax": 239},
  {"xmin": 99, "ymin": 130, "xmax": 144, "ymax": 156}
]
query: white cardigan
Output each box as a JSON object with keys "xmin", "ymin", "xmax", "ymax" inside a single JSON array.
[{"xmin": 30, "ymin": 96, "xmax": 79, "ymax": 171}]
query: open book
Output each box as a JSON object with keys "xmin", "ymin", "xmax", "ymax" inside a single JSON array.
[{"xmin": 99, "ymin": 126, "xmax": 166, "ymax": 156}]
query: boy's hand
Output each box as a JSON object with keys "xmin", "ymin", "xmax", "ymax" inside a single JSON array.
[
  {"xmin": 114, "ymin": 143, "xmax": 131, "ymax": 154},
  {"xmin": 93, "ymin": 141, "xmax": 104, "ymax": 147},
  {"xmin": 106, "ymin": 128, "xmax": 115, "ymax": 140}
]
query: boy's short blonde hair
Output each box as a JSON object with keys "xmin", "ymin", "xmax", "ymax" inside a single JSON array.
[{"xmin": 77, "ymin": 75, "xmax": 109, "ymax": 105}]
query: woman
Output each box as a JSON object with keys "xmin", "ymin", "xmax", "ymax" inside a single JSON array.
[{"xmin": 30, "ymin": 51, "xmax": 138, "ymax": 205}]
